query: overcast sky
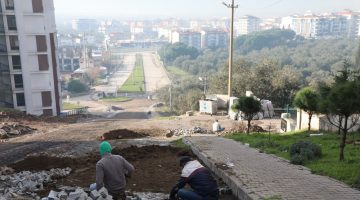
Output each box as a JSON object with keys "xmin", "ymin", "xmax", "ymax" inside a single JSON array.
[{"xmin": 54, "ymin": 0, "xmax": 360, "ymax": 19}]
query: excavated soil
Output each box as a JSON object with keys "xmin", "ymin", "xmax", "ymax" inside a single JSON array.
[
  {"xmin": 10, "ymin": 145, "xmax": 192, "ymax": 193},
  {"xmin": 102, "ymin": 129, "xmax": 150, "ymax": 140}
]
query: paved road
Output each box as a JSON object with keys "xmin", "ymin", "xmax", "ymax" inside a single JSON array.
[
  {"xmin": 142, "ymin": 52, "xmax": 171, "ymax": 93},
  {"xmin": 185, "ymin": 136, "xmax": 360, "ymax": 200},
  {"xmin": 66, "ymin": 54, "xmax": 136, "ymax": 114},
  {"xmin": 95, "ymin": 53, "xmax": 136, "ymax": 94}
]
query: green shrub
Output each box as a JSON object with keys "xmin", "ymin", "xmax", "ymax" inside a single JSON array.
[
  {"xmin": 68, "ymin": 79, "xmax": 88, "ymax": 93},
  {"xmin": 290, "ymin": 141, "xmax": 322, "ymax": 165},
  {"xmin": 290, "ymin": 154, "xmax": 306, "ymax": 165}
]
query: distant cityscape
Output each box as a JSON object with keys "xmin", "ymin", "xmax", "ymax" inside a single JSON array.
[
  {"xmin": 57, "ymin": 9, "xmax": 360, "ymax": 73},
  {"xmin": 1, "ymin": 0, "xmax": 359, "ymax": 116}
]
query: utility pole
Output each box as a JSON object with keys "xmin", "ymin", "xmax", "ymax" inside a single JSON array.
[
  {"xmin": 223, "ymin": 0, "xmax": 238, "ymax": 97},
  {"xmin": 169, "ymin": 85, "xmax": 172, "ymax": 112}
]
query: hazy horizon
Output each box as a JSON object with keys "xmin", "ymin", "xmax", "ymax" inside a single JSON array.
[{"xmin": 54, "ymin": 0, "xmax": 360, "ymax": 20}]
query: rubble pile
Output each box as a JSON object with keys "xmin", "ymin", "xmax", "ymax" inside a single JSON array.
[
  {"xmin": 42, "ymin": 187, "xmax": 113, "ymax": 200},
  {"xmin": 41, "ymin": 187, "xmax": 169, "ymax": 200},
  {"xmin": 0, "ymin": 123, "xmax": 36, "ymax": 139},
  {"xmin": 166, "ymin": 127, "xmax": 214, "ymax": 137},
  {"xmin": 0, "ymin": 167, "xmax": 71, "ymax": 199}
]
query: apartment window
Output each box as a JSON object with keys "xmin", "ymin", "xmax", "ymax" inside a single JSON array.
[
  {"xmin": 41, "ymin": 91, "xmax": 51, "ymax": 107},
  {"xmin": 14, "ymin": 74, "xmax": 23, "ymax": 88},
  {"xmin": 12, "ymin": 55, "xmax": 21, "ymax": 70},
  {"xmin": 6, "ymin": 15, "xmax": 16, "ymax": 31},
  {"xmin": 32, "ymin": 0, "xmax": 43, "ymax": 13},
  {"xmin": 5, "ymin": 0, "xmax": 14, "ymax": 10},
  {"xmin": 36, "ymin": 35, "xmax": 47, "ymax": 52},
  {"xmin": 16, "ymin": 93, "xmax": 25, "ymax": 107},
  {"xmin": 9, "ymin": 36, "xmax": 19, "ymax": 50},
  {"xmin": 43, "ymin": 109, "xmax": 53, "ymax": 116},
  {"xmin": 38, "ymin": 55, "xmax": 49, "ymax": 71}
]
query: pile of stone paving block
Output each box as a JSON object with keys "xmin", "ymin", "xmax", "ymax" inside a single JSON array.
[
  {"xmin": 0, "ymin": 167, "xmax": 71, "ymax": 199},
  {"xmin": 0, "ymin": 123, "xmax": 36, "ymax": 139},
  {"xmin": 166, "ymin": 126, "xmax": 214, "ymax": 137},
  {"xmin": 42, "ymin": 188, "xmax": 169, "ymax": 200},
  {"xmin": 42, "ymin": 187, "xmax": 113, "ymax": 200}
]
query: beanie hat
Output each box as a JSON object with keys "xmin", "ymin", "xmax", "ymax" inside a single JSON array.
[
  {"xmin": 179, "ymin": 156, "xmax": 191, "ymax": 167},
  {"xmin": 99, "ymin": 141, "xmax": 112, "ymax": 156}
]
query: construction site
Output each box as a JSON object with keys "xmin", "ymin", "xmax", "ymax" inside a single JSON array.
[{"xmin": 0, "ymin": 104, "xmax": 251, "ymax": 200}]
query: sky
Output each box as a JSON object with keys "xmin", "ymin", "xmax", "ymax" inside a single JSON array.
[{"xmin": 54, "ymin": 0, "xmax": 360, "ymax": 20}]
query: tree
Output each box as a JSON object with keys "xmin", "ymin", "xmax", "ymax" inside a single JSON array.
[
  {"xmin": 84, "ymin": 67, "xmax": 101, "ymax": 86},
  {"xmin": 319, "ymin": 64, "xmax": 360, "ymax": 161},
  {"xmin": 293, "ymin": 87, "xmax": 320, "ymax": 131},
  {"xmin": 232, "ymin": 96, "xmax": 262, "ymax": 134},
  {"xmin": 68, "ymin": 79, "xmax": 88, "ymax": 93},
  {"xmin": 356, "ymin": 40, "xmax": 360, "ymax": 70}
]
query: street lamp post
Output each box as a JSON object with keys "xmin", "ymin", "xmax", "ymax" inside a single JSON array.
[{"xmin": 223, "ymin": 0, "xmax": 238, "ymax": 97}]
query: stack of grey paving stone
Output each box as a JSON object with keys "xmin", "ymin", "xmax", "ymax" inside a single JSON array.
[
  {"xmin": 0, "ymin": 167, "xmax": 71, "ymax": 199},
  {"xmin": 166, "ymin": 127, "xmax": 214, "ymax": 137},
  {"xmin": 43, "ymin": 189, "xmax": 170, "ymax": 200},
  {"xmin": 42, "ymin": 187, "xmax": 113, "ymax": 200}
]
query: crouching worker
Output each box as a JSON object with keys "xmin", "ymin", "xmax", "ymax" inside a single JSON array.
[
  {"xmin": 90, "ymin": 141, "xmax": 135, "ymax": 200},
  {"xmin": 169, "ymin": 156, "xmax": 219, "ymax": 200}
]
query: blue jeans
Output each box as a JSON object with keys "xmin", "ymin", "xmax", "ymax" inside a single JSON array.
[{"xmin": 178, "ymin": 189, "xmax": 203, "ymax": 200}]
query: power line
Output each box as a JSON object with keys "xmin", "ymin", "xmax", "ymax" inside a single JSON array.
[{"xmin": 239, "ymin": 0, "xmax": 285, "ymax": 11}]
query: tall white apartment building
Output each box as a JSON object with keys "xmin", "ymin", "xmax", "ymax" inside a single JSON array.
[
  {"xmin": 337, "ymin": 10, "xmax": 360, "ymax": 38},
  {"xmin": 0, "ymin": 0, "xmax": 61, "ymax": 116},
  {"xmin": 235, "ymin": 15, "xmax": 261, "ymax": 36},
  {"xmin": 201, "ymin": 29, "xmax": 228, "ymax": 49},
  {"xmin": 71, "ymin": 19, "xmax": 98, "ymax": 33},
  {"xmin": 171, "ymin": 30, "xmax": 201, "ymax": 49},
  {"xmin": 281, "ymin": 11, "xmax": 357, "ymax": 39}
]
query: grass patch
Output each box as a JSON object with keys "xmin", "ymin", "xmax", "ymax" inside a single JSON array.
[
  {"xmin": 171, "ymin": 138, "xmax": 190, "ymax": 150},
  {"xmin": 119, "ymin": 54, "xmax": 145, "ymax": 93},
  {"xmin": 62, "ymin": 102, "xmax": 83, "ymax": 110},
  {"xmin": 167, "ymin": 66, "xmax": 190, "ymax": 78},
  {"xmin": 0, "ymin": 107, "xmax": 22, "ymax": 113},
  {"xmin": 226, "ymin": 131, "xmax": 360, "ymax": 188},
  {"xmin": 102, "ymin": 96, "xmax": 132, "ymax": 103}
]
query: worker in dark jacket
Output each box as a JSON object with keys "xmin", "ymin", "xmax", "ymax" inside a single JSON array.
[
  {"xmin": 170, "ymin": 156, "xmax": 219, "ymax": 200},
  {"xmin": 94, "ymin": 141, "xmax": 135, "ymax": 200}
]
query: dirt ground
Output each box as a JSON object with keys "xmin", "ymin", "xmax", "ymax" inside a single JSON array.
[
  {"xmin": 103, "ymin": 129, "xmax": 149, "ymax": 140},
  {"xmin": 10, "ymin": 145, "xmax": 185, "ymax": 192}
]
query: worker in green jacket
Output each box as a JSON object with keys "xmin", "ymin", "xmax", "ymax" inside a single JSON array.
[{"xmin": 91, "ymin": 141, "xmax": 134, "ymax": 200}]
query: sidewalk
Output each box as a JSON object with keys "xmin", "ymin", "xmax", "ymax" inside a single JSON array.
[{"xmin": 184, "ymin": 136, "xmax": 360, "ymax": 200}]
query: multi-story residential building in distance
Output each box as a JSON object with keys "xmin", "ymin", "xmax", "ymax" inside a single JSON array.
[
  {"xmin": 235, "ymin": 15, "xmax": 261, "ymax": 36},
  {"xmin": 281, "ymin": 10, "xmax": 359, "ymax": 39},
  {"xmin": 0, "ymin": 0, "xmax": 61, "ymax": 116},
  {"xmin": 72, "ymin": 19, "xmax": 98, "ymax": 33},
  {"xmin": 171, "ymin": 30, "xmax": 201, "ymax": 49},
  {"xmin": 201, "ymin": 29, "xmax": 228, "ymax": 49},
  {"xmin": 337, "ymin": 9, "xmax": 360, "ymax": 38},
  {"xmin": 58, "ymin": 47, "xmax": 80, "ymax": 72}
]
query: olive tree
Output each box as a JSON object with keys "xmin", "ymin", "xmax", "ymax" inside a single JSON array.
[
  {"xmin": 319, "ymin": 64, "xmax": 360, "ymax": 161},
  {"xmin": 232, "ymin": 96, "xmax": 262, "ymax": 134},
  {"xmin": 293, "ymin": 87, "xmax": 320, "ymax": 131}
]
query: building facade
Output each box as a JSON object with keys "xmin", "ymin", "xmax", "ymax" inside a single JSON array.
[
  {"xmin": 0, "ymin": 0, "xmax": 61, "ymax": 116},
  {"xmin": 235, "ymin": 15, "xmax": 261, "ymax": 36},
  {"xmin": 171, "ymin": 30, "xmax": 201, "ymax": 49},
  {"xmin": 281, "ymin": 10, "xmax": 359, "ymax": 39},
  {"xmin": 71, "ymin": 19, "xmax": 98, "ymax": 33},
  {"xmin": 201, "ymin": 29, "xmax": 228, "ymax": 49}
]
